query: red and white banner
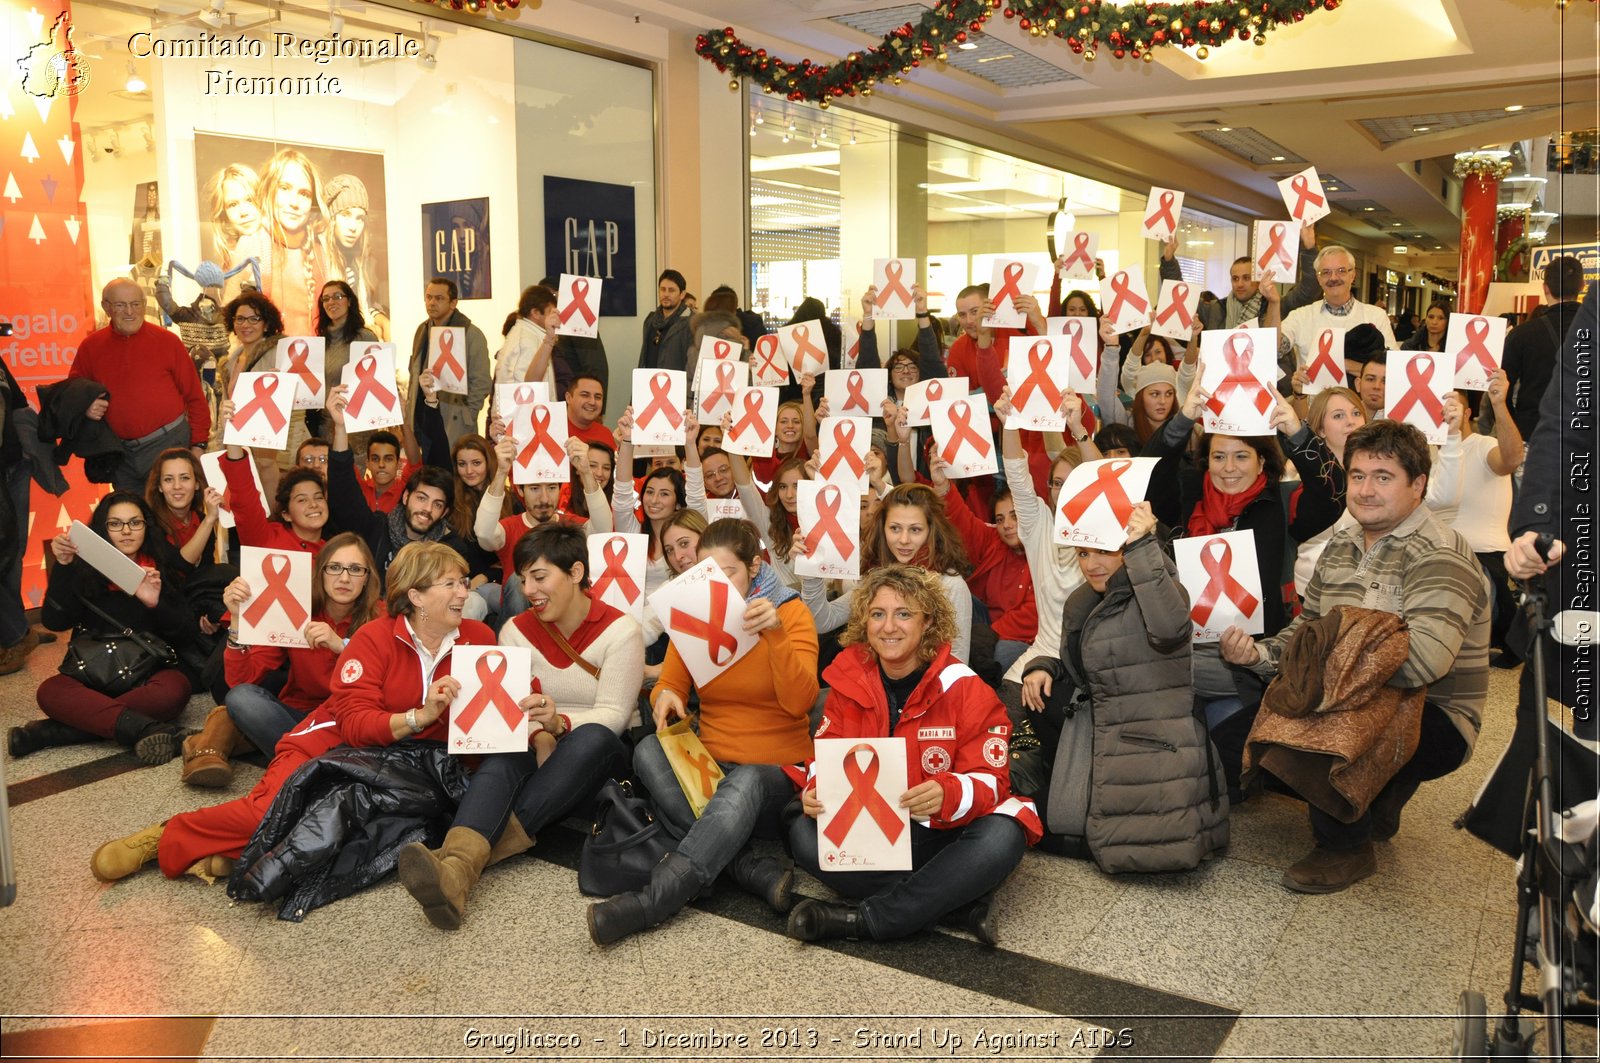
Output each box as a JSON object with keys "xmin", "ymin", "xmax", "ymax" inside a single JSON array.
[
  {"xmin": 871, "ymin": 257, "xmax": 918, "ymax": 320},
  {"xmin": 982, "ymin": 259, "xmax": 1040, "ymax": 329},
  {"xmin": 1277, "ymin": 167, "xmax": 1331, "ymax": 225},
  {"xmin": 825, "ymin": 367, "xmax": 888, "ymax": 420},
  {"xmin": 1053, "ymin": 457, "xmax": 1159, "ymax": 551},
  {"xmin": 655, "ymin": 557, "xmax": 760, "ymax": 688},
  {"xmin": 631, "ymin": 368, "xmax": 688, "ymax": 446},
  {"xmin": 428, "ymin": 325, "xmax": 468, "ymax": 395},
  {"xmin": 340, "ymin": 343, "xmax": 404, "ymax": 432},
  {"xmin": 930, "ymin": 397, "xmax": 997, "ymax": 479},
  {"xmin": 1151, "ymin": 280, "xmax": 1200, "ymax": 342},
  {"xmin": 815, "ymin": 738, "xmax": 912, "ymax": 871},
  {"xmin": 509, "ymin": 400, "xmax": 570, "ymax": 485},
  {"xmin": 723, "ymin": 387, "xmax": 779, "ymax": 458},
  {"xmin": 1141, "ymin": 187, "xmax": 1185, "ymax": 241},
  {"xmin": 1446, "ymin": 312, "xmax": 1507, "ymax": 392},
  {"xmin": 1175, "ymin": 531, "xmax": 1264, "ymax": 643},
  {"xmin": 1385, "ymin": 350, "xmax": 1450, "ymax": 444},
  {"xmin": 1199, "ymin": 328, "xmax": 1279, "ymax": 436},
  {"xmin": 1004, "ymin": 337, "xmax": 1072, "ymax": 432},
  {"xmin": 588, "ymin": 532, "xmax": 648, "ymax": 619},
  {"xmin": 555, "ymin": 273, "xmax": 602, "ymax": 339},
  {"xmin": 449, "ymin": 646, "xmax": 533, "ymax": 754},
  {"xmin": 1303, "ymin": 327, "xmax": 1347, "ymax": 396},
  {"xmin": 1100, "ymin": 269, "xmax": 1152, "ymax": 334},
  {"xmin": 278, "ymin": 336, "xmax": 326, "ymax": 410},
  {"xmin": 816, "ymin": 416, "xmax": 871, "ymax": 491},
  {"xmin": 795, "ymin": 480, "xmax": 860, "ymax": 580},
  {"xmin": 224, "ymin": 372, "xmax": 295, "ymax": 451},
  {"xmin": 237, "ymin": 546, "xmax": 312, "ymax": 648},
  {"xmin": 1252, "ymin": 220, "xmax": 1301, "ymax": 283},
  {"xmin": 1056, "ymin": 231, "xmax": 1100, "ymax": 281}
]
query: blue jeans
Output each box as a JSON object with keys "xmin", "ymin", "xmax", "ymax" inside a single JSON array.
[
  {"xmin": 452, "ymin": 723, "xmax": 627, "ymax": 840},
  {"xmin": 790, "ymin": 814, "xmax": 1026, "ymax": 940},
  {"xmin": 633, "ymin": 735, "xmax": 795, "ymax": 885},
  {"xmin": 1, "ymin": 460, "xmax": 28, "ymax": 646},
  {"xmin": 225, "ymin": 684, "xmax": 306, "ymax": 754},
  {"xmin": 499, "ymin": 575, "xmax": 529, "ymax": 629},
  {"xmin": 995, "ymin": 639, "xmax": 1029, "ymax": 676}
]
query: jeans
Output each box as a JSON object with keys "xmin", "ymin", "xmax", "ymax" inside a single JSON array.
[
  {"xmin": 995, "ymin": 639, "xmax": 1029, "ymax": 676},
  {"xmin": 225, "ymin": 683, "xmax": 306, "ymax": 754},
  {"xmin": 1310, "ymin": 701, "xmax": 1468, "ymax": 848},
  {"xmin": 452, "ymin": 723, "xmax": 627, "ymax": 841},
  {"xmin": 471, "ymin": 583, "xmax": 502, "ymax": 629},
  {"xmin": 1, "ymin": 460, "xmax": 29, "ymax": 646},
  {"xmin": 633, "ymin": 735, "xmax": 794, "ymax": 884},
  {"xmin": 499, "ymin": 574, "xmax": 529, "ymax": 627},
  {"xmin": 790, "ymin": 814, "xmax": 1027, "ymax": 940}
]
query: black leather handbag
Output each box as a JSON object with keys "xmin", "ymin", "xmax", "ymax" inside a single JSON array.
[
  {"xmin": 578, "ymin": 779, "xmax": 676, "ymax": 897},
  {"xmin": 58, "ymin": 595, "xmax": 178, "ymax": 698}
]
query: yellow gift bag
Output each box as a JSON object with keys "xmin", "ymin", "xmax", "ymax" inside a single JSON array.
[{"xmin": 656, "ymin": 719, "xmax": 724, "ymax": 817}]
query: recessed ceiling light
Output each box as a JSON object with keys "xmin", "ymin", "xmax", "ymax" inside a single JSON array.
[
  {"xmin": 1216, "ymin": 126, "xmax": 1233, "ymax": 132},
  {"xmin": 976, "ymin": 53, "xmax": 1015, "ymax": 63},
  {"xmin": 957, "ymin": 40, "xmax": 977, "ymax": 50},
  {"xmin": 1434, "ymin": 245, "xmax": 1443, "ymax": 250},
  {"xmin": 1504, "ymin": 104, "xmax": 1524, "ymax": 112},
  {"xmin": 1393, "ymin": 245, "xmax": 1408, "ymax": 254},
  {"xmin": 1363, "ymin": 206, "xmax": 1376, "ymax": 212},
  {"xmin": 1270, "ymin": 155, "xmax": 1286, "ymax": 162}
]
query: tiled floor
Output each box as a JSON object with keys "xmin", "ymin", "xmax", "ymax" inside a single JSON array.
[{"xmin": 1, "ymin": 634, "xmax": 1594, "ymax": 1061}]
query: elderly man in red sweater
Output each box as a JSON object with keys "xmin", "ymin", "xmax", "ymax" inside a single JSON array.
[{"xmin": 70, "ymin": 279, "xmax": 211, "ymax": 491}]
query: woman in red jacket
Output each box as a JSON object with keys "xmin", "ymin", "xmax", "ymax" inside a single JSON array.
[
  {"xmin": 90, "ymin": 542, "xmax": 495, "ymax": 884},
  {"xmin": 787, "ymin": 564, "xmax": 1041, "ymax": 945},
  {"xmin": 219, "ymin": 396, "xmax": 328, "ymax": 553}
]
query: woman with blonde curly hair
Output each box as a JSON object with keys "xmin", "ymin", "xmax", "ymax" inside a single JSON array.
[{"xmin": 786, "ymin": 564, "xmax": 1040, "ymax": 944}]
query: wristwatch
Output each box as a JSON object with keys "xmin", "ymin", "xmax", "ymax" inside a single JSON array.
[
  {"xmin": 1073, "ymin": 431, "xmax": 1090, "ymax": 444},
  {"xmin": 405, "ymin": 708, "xmax": 424, "ymax": 734}
]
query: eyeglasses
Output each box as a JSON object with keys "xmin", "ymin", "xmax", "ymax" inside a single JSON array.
[
  {"xmin": 106, "ymin": 301, "xmax": 143, "ymax": 311},
  {"xmin": 300, "ymin": 454, "xmax": 328, "ymax": 466},
  {"xmin": 1316, "ymin": 267, "xmax": 1355, "ymax": 279},
  {"xmin": 105, "ymin": 518, "xmax": 146, "ymax": 532},
  {"xmin": 868, "ymin": 608, "xmax": 924, "ymax": 623},
  {"xmin": 233, "ymin": 314, "xmax": 263, "ymax": 324},
  {"xmin": 320, "ymin": 292, "xmax": 348, "ymax": 303},
  {"xmin": 429, "ymin": 578, "xmax": 472, "ymax": 593},
  {"xmin": 323, "ymin": 562, "xmax": 369, "ymax": 578}
]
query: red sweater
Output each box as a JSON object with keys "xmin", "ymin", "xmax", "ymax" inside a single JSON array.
[
  {"xmin": 221, "ymin": 452, "xmax": 324, "ymax": 553},
  {"xmin": 224, "ymin": 613, "xmax": 355, "ymax": 713},
  {"xmin": 569, "ymin": 418, "xmax": 616, "ymax": 450},
  {"xmin": 325, "ymin": 612, "xmax": 497, "ymax": 746},
  {"xmin": 942, "ymin": 486, "xmax": 1038, "ymax": 643},
  {"xmin": 358, "ymin": 460, "xmax": 412, "ymax": 514},
  {"xmin": 69, "ymin": 322, "xmax": 211, "ymax": 444}
]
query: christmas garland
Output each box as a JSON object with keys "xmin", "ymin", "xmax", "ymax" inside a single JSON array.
[
  {"xmin": 1453, "ymin": 154, "xmax": 1513, "ymax": 181},
  {"xmin": 698, "ymin": 0, "xmax": 1342, "ymax": 104},
  {"xmin": 419, "ymin": 0, "xmax": 520, "ymax": 11}
]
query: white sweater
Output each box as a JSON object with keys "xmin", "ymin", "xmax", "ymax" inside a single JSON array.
[{"xmin": 498, "ymin": 608, "xmax": 645, "ymax": 733}]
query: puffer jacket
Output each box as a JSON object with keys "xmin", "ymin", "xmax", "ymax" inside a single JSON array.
[
  {"xmin": 228, "ymin": 743, "xmax": 469, "ymax": 921},
  {"xmin": 1023, "ymin": 533, "xmax": 1229, "ymax": 873}
]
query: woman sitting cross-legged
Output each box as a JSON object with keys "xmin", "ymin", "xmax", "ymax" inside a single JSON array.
[
  {"xmin": 786, "ymin": 565, "xmax": 1041, "ymax": 946},
  {"xmin": 397, "ymin": 524, "xmax": 644, "ymax": 930},
  {"xmin": 587, "ymin": 518, "xmax": 819, "ymax": 946}
]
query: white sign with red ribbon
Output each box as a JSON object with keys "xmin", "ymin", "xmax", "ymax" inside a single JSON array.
[
  {"xmin": 277, "ymin": 336, "xmax": 326, "ymax": 410},
  {"xmin": 587, "ymin": 532, "xmax": 648, "ymax": 620},
  {"xmin": 555, "ymin": 273, "xmax": 602, "ymax": 339},
  {"xmin": 508, "ymin": 399, "xmax": 570, "ymax": 485},
  {"xmin": 1004, "ymin": 336, "xmax": 1073, "ymax": 431},
  {"xmin": 795, "ymin": 480, "xmax": 861, "ymax": 580},
  {"xmin": 1385, "ymin": 349, "xmax": 1450, "ymax": 444},
  {"xmin": 428, "ymin": 326, "xmax": 469, "ymax": 395},
  {"xmin": 723, "ymin": 386, "xmax": 779, "ymax": 458},
  {"xmin": 1446, "ymin": 312, "xmax": 1508, "ymax": 392},
  {"xmin": 1277, "ymin": 166, "xmax": 1331, "ymax": 225},
  {"xmin": 199, "ymin": 450, "xmax": 267, "ymax": 531},
  {"xmin": 1151, "ymin": 280, "xmax": 1201, "ymax": 342},
  {"xmin": 1141, "ymin": 187, "xmax": 1185, "ymax": 241},
  {"xmin": 1175, "ymin": 531, "xmax": 1264, "ymax": 643},
  {"xmin": 697, "ymin": 333, "xmax": 742, "ymax": 365},
  {"xmin": 825, "ymin": 367, "xmax": 888, "ymax": 420},
  {"xmin": 982, "ymin": 259, "xmax": 1040, "ymax": 329},
  {"xmin": 1252, "ymin": 220, "xmax": 1302, "ymax": 283},
  {"xmin": 449, "ymin": 645, "xmax": 533, "ymax": 754},
  {"xmin": 495, "ymin": 383, "xmax": 549, "ymax": 429},
  {"xmin": 68, "ymin": 520, "xmax": 146, "ymax": 595},
  {"xmin": 776, "ymin": 322, "xmax": 831, "ymax": 380},
  {"xmin": 871, "ymin": 258, "xmax": 918, "ymax": 320},
  {"xmin": 224, "ymin": 372, "xmax": 296, "ymax": 450},
  {"xmin": 1303, "ymin": 327, "xmax": 1348, "ymax": 396},
  {"xmin": 695, "ymin": 358, "xmax": 748, "ymax": 425},
  {"xmin": 843, "ymin": 320, "xmax": 862, "ymax": 371},
  {"xmin": 1199, "ymin": 328, "xmax": 1279, "ymax": 436},
  {"xmin": 339, "ymin": 343, "xmax": 404, "ymax": 432},
  {"xmin": 1100, "ymin": 269, "xmax": 1152, "ymax": 334},
  {"xmin": 750, "ymin": 333, "xmax": 790, "ymax": 387},
  {"xmin": 930, "ymin": 396, "xmax": 998, "ymax": 479},
  {"xmin": 1053, "ymin": 457, "xmax": 1159, "ymax": 551},
  {"xmin": 1056, "ymin": 230, "xmax": 1100, "ymax": 281},
  {"xmin": 654, "ymin": 556, "xmax": 760, "ymax": 688},
  {"xmin": 903, "ymin": 377, "xmax": 954, "ymax": 428},
  {"xmin": 816, "ymin": 415, "xmax": 871, "ymax": 491},
  {"xmin": 236, "ymin": 545, "xmax": 312, "ymax": 648},
  {"xmin": 815, "ymin": 737, "xmax": 912, "ymax": 872},
  {"xmin": 1046, "ymin": 316, "xmax": 1101, "ymax": 388},
  {"xmin": 630, "ymin": 368, "xmax": 688, "ymax": 447}
]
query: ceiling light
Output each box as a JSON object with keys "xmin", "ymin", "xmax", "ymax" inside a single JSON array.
[
  {"xmin": 1393, "ymin": 245, "xmax": 1408, "ymax": 254},
  {"xmin": 198, "ymin": 0, "xmax": 225, "ymax": 29},
  {"xmin": 849, "ymin": 129, "xmax": 857, "ymax": 145},
  {"xmin": 810, "ymin": 136, "xmax": 818, "ymax": 148},
  {"xmin": 124, "ymin": 61, "xmax": 146, "ymax": 94},
  {"xmin": 749, "ymin": 124, "xmax": 756, "ymax": 137},
  {"xmin": 419, "ymin": 30, "xmax": 438, "ymax": 69},
  {"xmin": 781, "ymin": 133, "xmax": 790, "ymax": 143},
  {"xmin": 1270, "ymin": 155, "xmax": 1286, "ymax": 162},
  {"xmin": 1413, "ymin": 126, "xmax": 1431, "ymax": 133},
  {"xmin": 142, "ymin": 123, "xmax": 155, "ymax": 151},
  {"xmin": 1434, "ymin": 245, "xmax": 1443, "ymax": 250},
  {"xmin": 1504, "ymin": 104, "xmax": 1524, "ymax": 113},
  {"xmin": 1363, "ymin": 206, "xmax": 1376, "ymax": 212},
  {"xmin": 1216, "ymin": 126, "xmax": 1232, "ymax": 133},
  {"xmin": 975, "ymin": 53, "xmax": 1014, "ymax": 63},
  {"xmin": 329, "ymin": 0, "xmax": 343, "ymax": 34},
  {"xmin": 754, "ymin": 113, "xmax": 764, "ymax": 125},
  {"xmin": 957, "ymin": 40, "xmax": 977, "ymax": 50}
]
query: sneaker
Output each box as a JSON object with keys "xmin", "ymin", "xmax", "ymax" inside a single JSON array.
[
  {"xmin": 1281, "ymin": 842, "xmax": 1377, "ymax": 894},
  {"xmin": 91, "ymin": 824, "xmax": 165, "ymax": 882}
]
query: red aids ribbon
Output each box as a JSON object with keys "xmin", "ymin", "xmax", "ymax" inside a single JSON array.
[
  {"xmin": 1061, "ymin": 232, "xmax": 1095, "ymax": 274},
  {"xmin": 345, "ymin": 352, "xmax": 397, "ymax": 419},
  {"xmin": 455, "ymin": 651, "xmax": 524, "ymax": 734},
  {"xmin": 638, "ymin": 372, "xmax": 684, "ymax": 431},
  {"xmin": 517, "ymin": 406, "xmax": 566, "ymax": 468},
  {"xmin": 1012, "ymin": 340, "xmax": 1066, "ymax": 412},
  {"xmin": 818, "ymin": 419, "xmax": 866, "ymax": 480},
  {"xmin": 591, "ymin": 536, "xmax": 640, "ymax": 604},
  {"xmin": 1189, "ymin": 538, "xmax": 1260, "ymax": 626},
  {"xmin": 668, "ymin": 580, "xmax": 741, "ymax": 666},
  {"xmin": 1454, "ymin": 317, "xmax": 1499, "ymax": 378},
  {"xmin": 992, "ymin": 262, "xmax": 1027, "ymax": 309},
  {"xmin": 1206, "ymin": 333, "xmax": 1274, "ymax": 418},
  {"xmin": 801, "ymin": 484, "xmax": 855, "ymax": 560},
  {"xmin": 558, "ymin": 278, "xmax": 598, "ymax": 327},
  {"xmin": 1256, "ymin": 223, "xmax": 1293, "ymax": 273},
  {"xmin": 1390, "ymin": 355, "xmax": 1446, "ymax": 424},
  {"xmin": 1153, "ymin": 283, "xmax": 1193, "ymax": 331},
  {"xmin": 1145, "ymin": 190, "xmax": 1178, "ymax": 235},
  {"xmin": 241, "ymin": 553, "xmax": 309, "ymax": 630},
  {"xmin": 284, "ymin": 339, "xmax": 320, "ymax": 397},
  {"xmin": 731, "ymin": 390, "xmax": 772, "ymax": 442},
  {"xmin": 823, "ymin": 744, "xmax": 906, "ymax": 847},
  {"xmin": 231, "ymin": 375, "xmax": 288, "ymax": 434},
  {"xmin": 754, "ymin": 335, "xmax": 785, "ymax": 381},
  {"xmin": 1106, "ymin": 271, "xmax": 1148, "ymax": 322},
  {"xmin": 918, "ymin": 379, "xmax": 944, "ymax": 420},
  {"xmin": 679, "ymin": 745, "xmax": 721, "ymax": 798},
  {"xmin": 431, "ymin": 329, "xmax": 464, "ymax": 382},
  {"xmin": 876, "ymin": 260, "xmax": 914, "ymax": 309},
  {"xmin": 791, "ymin": 325, "xmax": 828, "ymax": 374},
  {"xmin": 1061, "ymin": 459, "xmax": 1135, "ymax": 523},
  {"xmin": 939, "ymin": 400, "xmax": 991, "ymax": 464},
  {"xmin": 842, "ymin": 370, "xmax": 871, "ymax": 414},
  {"xmin": 710, "ymin": 339, "xmax": 735, "ymax": 361},
  {"xmin": 1288, "ymin": 174, "xmax": 1325, "ymax": 221},
  {"xmin": 846, "ymin": 322, "xmax": 860, "ymax": 365},
  {"xmin": 700, "ymin": 361, "xmax": 737, "ymax": 416},
  {"xmin": 1061, "ymin": 319, "xmax": 1095, "ymax": 379},
  {"xmin": 1308, "ymin": 329, "xmax": 1343, "ymax": 384},
  {"xmin": 512, "ymin": 384, "xmax": 538, "ymax": 408}
]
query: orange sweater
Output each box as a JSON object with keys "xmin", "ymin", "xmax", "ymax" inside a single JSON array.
[{"xmin": 655, "ymin": 597, "xmax": 818, "ymax": 766}]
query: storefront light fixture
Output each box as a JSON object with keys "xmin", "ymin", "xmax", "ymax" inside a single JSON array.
[
  {"xmin": 329, "ymin": 0, "xmax": 344, "ymax": 35},
  {"xmin": 1045, "ymin": 195, "xmax": 1075, "ymax": 260},
  {"xmin": 420, "ymin": 32, "xmax": 439, "ymax": 69},
  {"xmin": 124, "ymin": 62, "xmax": 146, "ymax": 94},
  {"xmin": 199, "ymin": 0, "xmax": 226, "ymax": 30}
]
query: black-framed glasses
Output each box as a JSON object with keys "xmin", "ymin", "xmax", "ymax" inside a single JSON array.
[
  {"xmin": 106, "ymin": 518, "xmax": 145, "ymax": 532},
  {"xmin": 323, "ymin": 562, "xmax": 369, "ymax": 577}
]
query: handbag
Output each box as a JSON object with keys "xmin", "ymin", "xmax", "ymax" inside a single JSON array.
[
  {"xmin": 58, "ymin": 594, "xmax": 178, "ymax": 698},
  {"xmin": 578, "ymin": 779, "xmax": 676, "ymax": 897}
]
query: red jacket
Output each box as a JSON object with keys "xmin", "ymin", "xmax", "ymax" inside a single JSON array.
[
  {"xmin": 805, "ymin": 643, "xmax": 1041, "ymax": 843},
  {"xmin": 221, "ymin": 452, "xmax": 324, "ymax": 553},
  {"xmin": 224, "ymin": 613, "xmax": 356, "ymax": 714},
  {"xmin": 324, "ymin": 611, "xmax": 497, "ymax": 747},
  {"xmin": 942, "ymin": 487, "xmax": 1038, "ymax": 643}
]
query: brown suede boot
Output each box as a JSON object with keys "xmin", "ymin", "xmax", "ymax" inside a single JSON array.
[
  {"xmin": 486, "ymin": 815, "xmax": 536, "ymax": 867},
  {"xmin": 396, "ymin": 827, "xmax": 492, "ymax": 931},
  {"xmin": 181, "ymin": 706, "xmax": 245, "ymax": 789}
]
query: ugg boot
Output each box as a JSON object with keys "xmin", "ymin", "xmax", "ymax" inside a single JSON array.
[
  {"xmin": 396, "ymin": 827, "xmax": 492, "ymax": 931},
  {"xmin": 785, "ymin": 899, "xmax": 865, "ymax": 942},
  {"xmin": 725, "ymin": 848, "xmax": 795, "ymax": 914},
  {"xmin": 486, "ymin": 815, "xmax": 536, "ymax": 867},
  {"xmin": 113, "ymin": 712, "xmax": 185, "ymax": 766},
  {"xmin": 91, "ymin": 823, "xmax": 165, "ymax": 882},
  {"xmin": 180, "ymin": 706, "xmax": 244, "ymax": 788},
  {"xmin": 586, "ymin": 852, "xmax": 704, "ymax": 947},
  {"xmin": 7, "ymin": 718, "xmax": 97, "ymax": 758}
]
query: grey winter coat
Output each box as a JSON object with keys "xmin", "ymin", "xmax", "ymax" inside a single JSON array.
[{"xmin": 1023, "ymin": 533, "xmax": 1229, "ymax": 873}]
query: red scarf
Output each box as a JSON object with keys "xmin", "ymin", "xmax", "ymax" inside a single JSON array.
[{"xmin": 1188, "ymin": 473, "xmax": 1268, "ymax": 537}]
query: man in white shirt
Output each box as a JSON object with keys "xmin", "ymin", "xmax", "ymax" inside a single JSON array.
[{"xmin": 1279, "ymin": 246, "xmax": 1397, "ymax": 384}]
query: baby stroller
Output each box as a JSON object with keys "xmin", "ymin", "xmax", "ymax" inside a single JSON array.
[{"xmin": 1454, "ymin": 537, "xmax": 1599, "ymax": 1059}]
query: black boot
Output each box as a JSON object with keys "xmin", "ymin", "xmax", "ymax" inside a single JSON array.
[
  {"xmin": 938, "ymin": 893, "xmax": 998, "ymax": 947},
  {"xmin": 725, "ymin": 849, "xmax": 795, "ymax": 914},
  {"xmin": 7, "ymin": 718, "xmax": 98, "ymax": 758},
  {"xmin": 786, "ymin": 898, "xmax": 864, "ymax": 942},
  {"xmin": 586, "ymin": 852, "xmax": 704, "ymax": 947},
  {"xmin": 113, "ymin": 712, "xmax": 185, "ymax": 766}
]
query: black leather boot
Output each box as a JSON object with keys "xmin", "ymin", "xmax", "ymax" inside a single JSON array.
[
  {"xmin": 938, "ymin": 893, "xmax": 998, "ymax": 947},
  {"xmin": 113, "ymin": 712, "xmax": 185, "ymax": 766},
  {"xmin": 7, "ymin": 718, "xmax": 97, "ymax": 758},
  {"xmin": 586, "ymin": 852, "xmax": 704, "ymax": 947},
  {"xmin": 725, "ymin": 849, "xmax": 795, "ymax": 914},
  {"xmin": 785, "ymin": 898, "xmax": 864, "ymax": 942}
]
